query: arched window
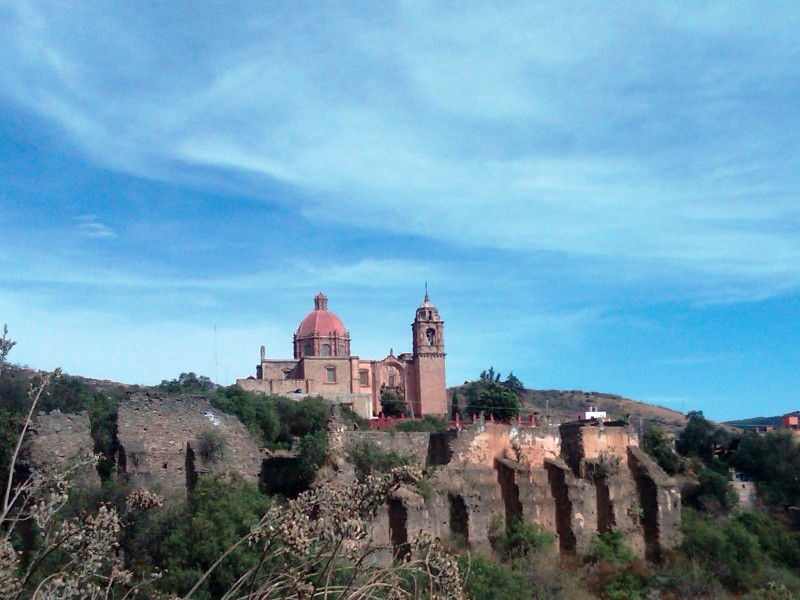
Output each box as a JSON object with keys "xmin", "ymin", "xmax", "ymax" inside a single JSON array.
[
  {"xmin": 303, "ymin": 345, "xmax": 312, "ymax": 356},
  {"xmin": 426, "ymin": 328, "xmax": 435, "ymax": 346},
  {"xmin": 321, "ymin": 344, "xmax": 331, "ymax": 356}
]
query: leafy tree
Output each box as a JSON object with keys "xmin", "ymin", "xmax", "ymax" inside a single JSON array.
[
  {"xmin": 642, "ymin": 426, "xmax": 680, "ymax": 475},
  {"xmin": 503, "ymin": 372, "xmax": 525, "ymax": 395},
  {"xmin": 157, "ymin": 372, "xmax": 216, "ymax": 395},
  {"xmin": 210, "ymin": 385, "xmax": 279, "ymax": 445},
  {"xmin": 465, "ymin": 380, "xmax": 520, "ymax": 422},
  {"xmin": 346, "ymin": 439, "xmax": 411, "ymax": 481},
  {"xmin": 680, "ymin": 509, "xmax": 764, "ymax": 592},
  {"xmin": 685, "ymin": 468, "xmax": 738, "ymax": 514},
  {"xmin": 731, "ymin": 431, "xmax": 800, "ymax": 506},
  {"xmin": 380, "ymin": 389, "xmax": 407, "ymax": 417},
  {"xmin": 159, "ymin": 474, "xmax": 273, "ymax": 598},
  {"xmin": 479, "ymin": 366, "xmax": 502, "ymax": 383},
  {"xmin": 676, "ymin": 410, "xmax": 733, "ymax": 464},
  {"xmin": 272, "ymin": 395, "xmax": 329, "ymax": 443}
]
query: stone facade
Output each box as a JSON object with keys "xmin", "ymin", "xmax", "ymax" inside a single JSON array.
[
  {"xmin": 28, "ymin": 410, "xmax": 100, "ymax": 490},
  {"xmin": 333, "ymin": 419, "xmax": 680, "ymax": 562},
  {"xmin": 117, "ymin": 392, "xmax": 265, "ymax": 498},
  {"xmin": 237, "ymin": 292, "xmax": 447, "ymax": 418},
  {"xmin": 27, "ymin": 392, "xmax": 680, "ymax": 561}
]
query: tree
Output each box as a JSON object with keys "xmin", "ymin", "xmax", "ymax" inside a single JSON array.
[
  {"xmin": 642, "ymin": 426, "xmax": 680, "ymax": 475},
  {"xmin": 676, "ymin": 411, "xmax": 733, "ymax": 464},
  {"xmin": 465, "ymin": 379, "xmax": 520, "ymax": 422},
  {"xmin": 479, "ymin": 367, "xmax": 502, "ymax": 383},
  {"xmin": 503, "ymin": 372, "xmax": 525, "ymax": 395},
  {"xmin": 157, "ymin": 372, "xmax": 216, "ymax": 395},
  {"xmin": 380, "ymin": 389, "xmax": 407, "ymax": 417}
]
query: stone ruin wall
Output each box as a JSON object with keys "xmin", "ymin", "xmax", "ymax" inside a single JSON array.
[
  {"xmin": 117, "ymin": 392, "xmax": 265, "ymax": 497},
  {"xmin": 28, "ymin": 410, "xmax": 100, "ymax": 490},
  {"xmin": 29, "ymin": 397, "xmax": 680, "ymax": 562},
  {"xmin": 339, "ymin": 420, "xmax": 680, "ymax": 562}
]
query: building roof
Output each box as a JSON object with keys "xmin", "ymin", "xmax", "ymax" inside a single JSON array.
[{"xmin": 296, "ymin": 293, "xmax": 347, "ymax": 337}]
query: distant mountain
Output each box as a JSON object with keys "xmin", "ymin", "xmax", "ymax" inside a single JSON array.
[{"xmin": 724, "ymin": 411, "xmax": 800, "ymax": 430}]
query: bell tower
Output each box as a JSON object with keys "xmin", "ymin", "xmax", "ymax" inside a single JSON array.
[{"xmin": 411, "ymin": 290, "xmax": 447, "ymax": 416}]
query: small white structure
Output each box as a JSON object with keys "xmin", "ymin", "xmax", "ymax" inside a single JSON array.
[{"xmin": 584, "ymin": 406, "xmax": 607, "ymax": 421}]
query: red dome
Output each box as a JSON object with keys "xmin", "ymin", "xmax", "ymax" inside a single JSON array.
[
  {"xmin": 296, "ymin": 293, "xmax": 347, "ymax": 337},
  {"xmin": 297, "ymin": 310, "xmax": 347, "ymax": 337}
]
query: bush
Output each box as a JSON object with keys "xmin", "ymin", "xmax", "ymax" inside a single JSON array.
[
  {"xmin": 346, "ymin": 440, "xmax": 411, "ymax": 481},
  {"xmin": 685, "ymin": 468, "xmax": 738, "ymax": 514},
  {"xmin": 296, "ymin": 430, "xmax": 328, "ymax": 485},
  {"xmin": 196, "ymin": 429, "xmax": 226, "ymax": 463},
  {"xmin": 460, "ymin": 554, "xmax": 533, "ymax": 600},
  {"xmin": 642, "ymin": 426, "xmax": 680, "ymax": 475},
  {"xmin": 340, "ymin": 404, "xmax": 369, "ymax": 429},
  {"xmin": 380, "ymin": 389, "xmax": 407, "ymax": 417},
  {"xmin": 504, "ymin": 518, "xmax": 555, "ymax": 562},
  {"xmin": 390, "ymin": 414, "xmax": 449, "ymax": 433},
  {"xmin": 210, "ymin": 385, "xmax": 280, "ymax": 445}
]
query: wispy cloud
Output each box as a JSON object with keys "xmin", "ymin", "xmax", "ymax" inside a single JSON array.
[
  {"xmin": 73, "ymin": 214, "xmax": 116, "ymax": 239},
  {"xmin": 3, "ymin": 1, "xmax": 799, "ymax": 303}
]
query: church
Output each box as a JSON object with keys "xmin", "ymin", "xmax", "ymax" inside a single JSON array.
[{"xmin": 237, "ymin": 292, "xmax": 447, "ymax": 419}]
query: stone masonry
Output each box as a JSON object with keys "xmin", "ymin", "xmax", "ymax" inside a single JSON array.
[
  {"xmin": 333, "ymin": 418, "xmax": 680, "ymax": 562},
  {"xmin": 117, "ymin": 392, "xmax": 265, "ymax": 498},
  {"xmin": 28, "ymin": 410, "xmax": 100, "ymax": 490},
  {"xmin": 29, "ymin": 395, "xmax": 680, "ymax": 561}
]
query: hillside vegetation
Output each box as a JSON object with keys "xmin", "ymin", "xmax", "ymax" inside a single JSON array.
[{"xmin": 2, "ymin": 335, "xmax": 800, "ymax": 599}]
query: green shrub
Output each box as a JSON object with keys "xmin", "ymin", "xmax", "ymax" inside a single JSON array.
[
  {"xmin": 504, "ymin": 518, "xmax": 555, "ymax": 562},
  {"xmin": 460, "ymin": 554, "xmax": 534, "ymax": 600},
  {"xmin": 210, "ymin": 385, "xmax": 279, "ymax": 445},
  {"xmin": 196, "ymin": 428, "xmax": 226, "ymax": 462},
  {"xmin": 380, "ymin": 389, "xmax": 407, "ymax": 417},
  {"xmin": 346, "ymin": 439, "xmax": 411, "ymax": 481},
  {"xmin": 340, "ymin": 404, "xmax": 369, "ymax": 429},
  {"xmin": 390, "ymin": 414, "xmax": 449, "ymax": 432},
  {"xmin": 685, "ymin": 468, "xmax": 738, "ymax": 514}
]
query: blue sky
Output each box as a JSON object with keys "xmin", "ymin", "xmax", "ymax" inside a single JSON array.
[{"xmin": 1, "ymin": 1, "xmax": 799, "ymax": 421}]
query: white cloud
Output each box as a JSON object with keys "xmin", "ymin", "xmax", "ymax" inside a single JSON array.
[{"xmin": 2, "ymin": 1, "xmax": 800, "ymax": 302}]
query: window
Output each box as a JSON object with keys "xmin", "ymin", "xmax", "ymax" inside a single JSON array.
[
  {"xmin": 359, "ymin": 370, "xmax": 368, "ymax": 386},
  {"xmin": 303, "ymin": 345, "xmax": 312, "ymax": 356},
  {"xmin": 388, "ymin": 374, "xmax": 396, "ymax": 387},
  {"xmin": 339, "ymin": 344, "xmax": 345, "ymax": 356},
  {"xmin": 321, "ymin": 344, "xmax": 331, "ymax": 356},
  {"xmin": 426, "ymin": 328, "xmax": 435, "ymax": 346},
  {"xmin": 326, "ymin": 367, "xmax": 336, "ymax": 383}
]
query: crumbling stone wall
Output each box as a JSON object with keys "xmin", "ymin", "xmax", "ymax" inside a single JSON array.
[
  {"xmin": 342, "ymin": 431, "xmax": 431, "ymax": 466},
  {"xmin": 339, "ymin": 420, "xmax": 679, "ymax": 563},
  {"xmin": 117, "ymin": 392, "xmax": 264, "ymax": 498},
  {"xmin": 27, "ymin": 410, "xmax": 100, "ymax": 489}
]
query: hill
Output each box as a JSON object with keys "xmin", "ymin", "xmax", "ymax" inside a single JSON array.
[{"xmin": 450, "ymin": 385, "xmax": 687, "ymax": 435}]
